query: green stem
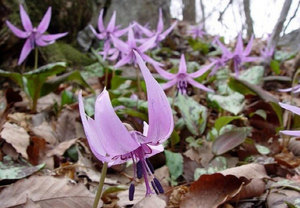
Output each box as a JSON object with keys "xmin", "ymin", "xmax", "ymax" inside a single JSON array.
[
  {"xmin": 104, "ymin": 67, "xmax": 109, "ymax": 87},
  {"xmin": 93, "ymin": 162, "xmax": 108, "ymax": 208},
  {"xmin": 34, "ymin": 47, "xmax": 38, "ymax": 69}
]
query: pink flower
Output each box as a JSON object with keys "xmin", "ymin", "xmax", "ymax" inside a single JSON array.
[
  {"xmin": 6, "ymin": 5, "xmax": 68, "ymax": 65},
  {"xmin": 279, "ymin": 102, "xmax": 300, "ymax": 137},
  {"xmin": 78, "ymin": 51, "xmax": 173, "ymax": 200}
]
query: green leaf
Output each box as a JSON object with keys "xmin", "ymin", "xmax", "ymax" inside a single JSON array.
[
  {"xmin": 170, "ymin": 130, "xmax": 180, "ymax": 147},
  {"xmin": 116, "ymin": 108, "xmax": 148, "ymax": 121},
  {"xmin": 214, "ymin": 116, "xmax": 242, "ymax": 132},
  {"xmin": 270, "ymin": 60, "xmax": 281, "ymax": 75},
  {"xmin": 61, "ymin": 90, "xmax": 77, "ymax": 107},
  {"xmin": 40, "ymin": 70, "xmax": 93, "ymax": 97},
  {"xmin": 0, "ymin": 70, "xmax": 23, "ymax": 88},
  {"xmin": 194, "ymin": 156, "xmax": 227, "ymax": 180},
  {"xmin": 64, "ymin": 145, "xmax": 78, "ymax": 161},
  {"xmin": 186, "ymin": 136, "xmax": 202, "ymax": 148},
  {"xmin": 239, "ymin": 66, "xmax": 264, "ymax": 85},
  {"xmin": 255, "ymin": 143, "xmax": 270, "ymax": 155},
  {"xmin": 208, "ymin": 92, "xmax": 245, "ymax": 115},
  {"xmin": 174, "ymin": 94, "xmax": 207, "ymax": 135},
  {"xmin": 212, "ymin": 130, "xmax": 247, "ymax": 155},
  {"xmin": 249, "ymin": 109, "xmax": 267, "ymax": 120},
  {"xmin": 274, "ymin": 50, "xmax": 297, "ymax": 62},
  {"xmin": 165, "ymin": 150, "xmax": 183, "ymax": 181},
  {"xmin": 0, "ymin": 156, "xmax": 45, "ymax": 180}
]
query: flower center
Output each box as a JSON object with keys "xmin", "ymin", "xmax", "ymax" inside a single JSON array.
[
  {"xmin": 128, "ymin": 143, "xmax": 164, "ymax": 201},
  {"xmin": 177, "ymin": 73, "xmax": 188, "ymax": 95}
]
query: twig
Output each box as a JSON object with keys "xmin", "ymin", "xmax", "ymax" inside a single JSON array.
[{"xmin": 283, "ymin": 0, "xmax": 300, "ymax": 35}]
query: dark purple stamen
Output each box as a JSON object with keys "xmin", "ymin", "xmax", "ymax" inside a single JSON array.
[
  {"xmin": 146, "ymin": 158, "xmax": 154, "ymax": 174},
  {"xmin": 129, "ymin": 183, "xmax": 135, "ymax": 201},
  {"xmin": 136, "ymin": 161, "xmax": 143, "ymax": 179},
  {"xmin": 151, "ymin": 181, "xmax": 159, "ymax": 195},
  {"xmin": 153, "ymin": 178, "xmax": 164, "ymax": 194}
]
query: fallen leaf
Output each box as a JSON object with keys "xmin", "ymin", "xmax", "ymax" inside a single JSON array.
[
  {"xmin": 7, "ymin": 112, "xmax": 29, "ymax": 129},
  {"xmin": 46, "ymin": 138, "xmax": 78, "ymax": 157},
  {"xmin": 184, "ymin": 141, "xmax": 214, "ymax": 167},
  {"xmin": 36, "ymin": 93, "xmax": 61, "ymax": 112},
  {"xmin": 0, "ymin": 175, "xmax": 97, "ymax": 208},
  {"xmin": 180, "ymin": 173, "xmax": 250, "ymax": 208},
  {"xmin": 0, "ymin": 156, "xmax": 45, "ymax": 180},
  {"xmin": 288, "ymin": 138, "xmax": 300, "ymax": 156},
  {"xmin": 117, "ymin": 183, "xmax": 146, "ymax": 207},
  {"xmin": 168, "ymin": 186, "xmax": 189, "ymax": 208},
  {"xmin": 56, "ymin": 109, "xmax": 77, "ymax": 142},
  {"xmin": 27, "ymin": 137, "xmax": 46, "ymax": 165},
  {"xmin": 134, "ymin": 195, "xmax": 166, "ymax": 208},
  {"xmin": 31, "ymin": 122, "xmax": 57, "ymax": 145},
  {"xmin": 274, "ymin": 150, "xmax": 300, "ymax": 168},
  {"xmin": 267, "ymin": 189, "xmax": 300, "ymax": 208},
  {"xmin": 24, "ymin": 197, "xmax": 42, "ymax": 208},
  {"xmin": 1, "ymin": 122, "xmax": 30, "ymax": 159},
  {"xmin": 2, "ymin": 142, "xmax": 19, "ymax": 160}
]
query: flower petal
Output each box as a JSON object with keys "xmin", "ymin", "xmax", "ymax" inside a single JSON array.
[
  {"xmin": 111, "ymin": 35, "xmax": 129, "ymax": 53},
  {"xmin": 41, "ymin": 32, "xmax": 68, "ymax": 42},
  {"xmin": 279, "ymin": 102, "xmax": 300, "ymax": 116},
  {"xmin": 6, "ymin": 20, "xmax": 29, "ymax": 38},
  {"xmin": 234, "ymin": 33, "xmax": 243, "ymax": 55},
  {"xmin": 140, "ymin": 53, "xmax": 164, "ymax": 67},
  {"xmin": 134, "ymin": 50, "xmax": 174, "ymax": 144},
  {"xmin": 37, "ymin": 7, "xmax": 51, "ymax": 33},
  {"xmin": 138, "ymin": 35, "xmax": 156, "ymax": 52},
  {"xmin": 18, "ymin": 38, "xmax": 33, "ymax": 65},
  {"xmin": 157, "ymin": 8, "xmax": 164, "ymax": 33},
  {"xmin": 89, "ymin": 25, "xmax": 104, "ymax": 39},
  {"xmin": 78, "ymin": 91, "xmax": 112, "ymax": 163},
  {"xmin": 160, "ymin": 21, "xmax": 177, "ymax": 41},
  {"xmin": 136, "ymin": 23, "xmax": 154, "ymax": 37},
  {"xmin": 107, "ymin": 11, "xmax": 116, "ymax": 32},
  {"xmin": 127, "ymin": 27, "xmax": 137, "ymax": 49},
  {"xmin": 20, "ymin": 4, "xmax": 33, "ymax": 32},
  {"xmin": 153, "ymin": 64, "xmax": 176, "ymax": 79},
  {"xmin": 97, "ymin": 9, "xmax": 105, "ymax": 32},
  {"xmin": 114, "ymin": 53, "xmax": 133, "ymax": 68},
  {"xmin": 94, "ymin": 89, "xmax": 140, "ymax": 155},
  {"xmin": 36, "ymin": 37, "xmax": 52, "ymax": 46},
  {"xmin": 187, "ymin": 77, "xmax": 214, "ymax": 92},
  {"xmin": 189, "ymin": 61, "xmax": 216, "ymax": 78},
  {"xmin": 178, "ymin": 54, "xmax": 187, "ymax": 73},
  {"xmin": 161, "ymin": 79, "xmax": 177, "ymax": 90},
  {"xmin": 280, "ymin": 130, "xmax": 300, "ymax": 137}
]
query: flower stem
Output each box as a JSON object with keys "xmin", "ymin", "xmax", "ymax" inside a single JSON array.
[
  {"xmin": 34, "ymin": 47, "xmax": 38, "ymax": 70},
  {"xmin": 104, "ymin": 67, "xmax": 109, "ymax": 87},
  {"xmin": 93, "ymin": 162, "xmax": 108, "ymax": 208}
]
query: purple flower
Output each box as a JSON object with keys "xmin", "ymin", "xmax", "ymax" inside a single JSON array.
[
  {"xmin": 6, "ymin": 5, "xmax": 68, "ymax": 65},
  {"xmin": 278, "ymin": 84, "xmax": 300, "ymax": 94},
  {"xmin": 260, "ymin": 46, "xmax": 275, "ymax": 61},
  {"xmin": 279, "ymin": 102, "xmax": 300, "ymax": 137},
  {"xmin": 187, "ymin": 24, "xmax": 206, "ymax": 39},
  {"xmin": 89, "ymin": 9, "xmax": 128, "ymax": 60},
  {"xmin": 136, "ymin": 8, "xmax": 177, "ymax": 46},
  {"xmin": 216, "ymin": 33, "xmax": 257, "ymax": 77},
  {"xmin": 78, "ymin": 51, "xmax": 173, "ymax": 200},
  {"xmin": 154, "ymin": 54, "xmax": 215, "ymax": 94},
  {"xmin": 111, "ymin": 27, "xmax": 162, "ymax": 68}
]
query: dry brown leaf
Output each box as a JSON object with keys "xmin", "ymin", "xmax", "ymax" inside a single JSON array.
[
  {"xmin": 56, "ymin": 109, "xmax": 77, "ymax": 142},
  {"xmin": 46, "ymin": 138, "xmax": 78, "ymax": 157},
  {"xmin": 220, "ymin": 163, "xmax": 268, "ymax": 200},
  {"xmin": 168, "ymin": 186, "xmax": 189, "ymax": 207},
  {"xmin": 27, "ymin": 137, "xmax": 46, "ymax": 165},
  {"xmin": 1, "ymin": 122, "xmax": 30, "ymax": 159},
  {"xmin": 23, "ymin": 197, "xmax": 42, "ymax": 208},
  {"xmin": 274, "ymin": 150, "xmax": 300, "ymax": 168},
  {"xmin": 2, "ymin": 142, "xmax": 19, "ymax": 160},
  {"xmin": 31, "ymin": 122, "xmax": 57, "ymax": 145},
  {"xmin": 117, "ymin": 183, "xmax": 146, "ymax": 207},
  {"xmin": 180, "ymin": 173, "xmax": 250, "ymax": 208},
  {"xmin": 267, "ymin": 189, "xmax": 300, "ymax": 208},
  {"xmin": 0, "ymin": 175, "xmax": 98, "ymax": 208},
  {"xmin": 183, "ymin": 141, "xmax": 214, "ymax": 167},
  {"xmin": 134, "ymin": 195, "xmax": 166, "ymax": 208},
  {"xmin": 7, "ymin": 112, "xmax": 29, "ymax": 129},
  {"xmin": 36, "ymin": 93, "xmax": 61, "ymax": 112}
]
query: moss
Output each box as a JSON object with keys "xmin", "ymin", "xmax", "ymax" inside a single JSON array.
[{"xmin": 39, "ymin": 42, "xmax": 94, "ymax": 66}]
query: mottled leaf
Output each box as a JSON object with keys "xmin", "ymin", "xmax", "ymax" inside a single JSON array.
[
  {"xmin": 0, "ymin": 156, "xmax": 45, "ymax": 180},
  {"xmin": 214, "ymin": 116, "xmax": 242, "ymax": 132},
  {"xmin": 165, "ymin": 150, "xmax": 183, "ymax": 181}
]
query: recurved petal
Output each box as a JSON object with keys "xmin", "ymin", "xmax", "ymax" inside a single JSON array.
[
  {"xmin": 138, "ymin": 35, "xmax": 156, "ymax": 52},
  {"xmin": 36, "ymin": 37, "xmax": 52, "ymax": 46},
  {"xmin": 134, "ymin": 50, "xmax": 174, "ymax": 144},
  {"xmin": 178, "ymin": 54, "xmax": 187, "ymax": 73},
  {"xmin": 94, "ymin": 89, "xmax": 140, "ymax": 156},
  {"xmin": 234, "ymin": 33, "xmax": 244, "ymax": 55},
  {"xmin": 243, "ymin": 34, "xmax": 254, "ymax": 56},
  {"xmin": 279, "ymin": 102, "xmax": 300, "ymax": 116},
  {"xmin": 89, "ymin": 25, "xmax": 104, "ymax": 39},
  {"xmin": 78, "ymin": 91, "xmax": 111, "ymax": 163},
  {"xmin": 160, "ymin": 21, "xmax": 177, "ymax": 40},
  {"xmin": 153, "ymin": 64, "xmax": 176, "ymax": 79},
  {"xmin": 111, "ymin": 35, "xmax": 129, "ymax": 53},
  {"xmin": 127, "ymin": 27, "xmax": 137, "ymax": 48},
  {"xmin": 187, "ymin": 77, "xmax": 214, "ymax": 92},
  {"xmin": 280, "ymin": 130, "xmax": 300, "ymax": 137},
  {"xmin": 157, "ymin": 8, "xmax": 164, "ymax": 33},
  {"xmin": 37, "ymin": 7, "xmax": 51, "ymax": 33},
  {"xmin": 18, "ymin": 38, "xmax": 33, "ymax": 65},
  {"xmin": 20, "ymin": 4, "xmax": 33, "ymax": 32},
  {"xmin": 161, "ymin": 79, "xmax": 177, "ymax": 90},
  {"xmin": 114, "ymin": 53, "xmax": 133, "ymax": 68},
  {"xmin": 41, "ymin": 32, "xmax": 68, "ymax": 41},
  {"xmin": 189, "ymin": 61, "xmax": 216, "ymax": 78},
  {"xmin": 107, "ymin": 11, "xmax": 116, "ymax": 32},
  {"xmin": 6, "ymin": 20, "xmax": 29, "ymax": 38},
  {"xmin": 97, "ymin": 9, "xmax": 105, "ymax": 32}
]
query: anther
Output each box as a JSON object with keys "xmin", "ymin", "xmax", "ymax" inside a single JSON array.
[
  {"xmin": 153, "ymin": 178, "xmax": 164, "ymax": 194},
  {"xmin": 151, "ymin": 181, "xmax": 159, "ymax": 195},
  {"xmin": 136, "ymin": 161, "xmax": 143, "ymax": 179},
  {"xmin": 129, "ymin": 183, "xmax": 135, "ymax": 201}
]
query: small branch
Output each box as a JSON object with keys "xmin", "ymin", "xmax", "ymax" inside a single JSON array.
[
  {"xmin": 283, "ymin": 0, "xmax": 300, "ymax": 35},
  {"xmin": 199, "ymin": 0, "xmax": 206, "ymax": 30},
  {"xmin": 218, "ymin": 0, "xmax": 233, "ymax": 22},
  {"xmin": 243, "ymin": 0, "xmax": 254, "ymax": 38}
]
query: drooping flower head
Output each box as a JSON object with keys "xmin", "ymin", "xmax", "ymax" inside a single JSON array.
[
  {"xmin": 111, "ymin": 27, "xmax": 162, "ymax": 68},
  {"xmin": 187, "ymin": 23, "xmax": 206, "ymax": 39},
  {"xmin": 89, "ymin": 9, "xmax": 128, "ymax": 60},
  {"xmin": 278, "ymin": 84, "xmax": 300, "ymax": 94},
  {"xmin": 135, "ymin": 8, "xmax": 177, "ymax": 46},
  {"xmin": 154, "ymin": 54, "xmax": 215, "ymax": 94},
  {"xmin": 78, "ymin": 51, "xmax": 173, "ymax": 200},
  {"xmin": 279, "ymin": 102, "xmax": 300, "ymax": 137},
  {"xmin": 6, "ymin": 5, "xmax": 68, "ymax": 65}
]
